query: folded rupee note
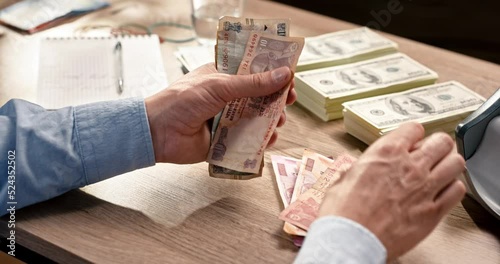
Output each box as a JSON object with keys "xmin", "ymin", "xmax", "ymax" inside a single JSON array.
[
  {"xmin": 215, "ymin": 17, "xmax": 291, "ymax": 75},
  {"xmin": 207, "ymin": 17, "xmax": 293, "ymax": 179},
  {"xmin": 207, "ymin": 31, "xmax": 305, "ymax": 177}
]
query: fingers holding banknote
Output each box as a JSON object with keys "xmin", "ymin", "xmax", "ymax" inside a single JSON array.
[
  {"xmin": 318, "ymin": 122, "xmax": 466, "ymax": 261},
  {"xmin": 268, "ymin": 91, "xmax": 294, "ymax": 148},
  {"xmin": 285, "ymin": 78, "xmax": 297, "ymax": 105},
  {"xmin": 145, "ymin": 63, "xmax": 294, "ymax": 164}
]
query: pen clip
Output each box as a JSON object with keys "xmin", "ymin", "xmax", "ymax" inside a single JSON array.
[{"xmin": 114, "ymin": 41, "xmax": 124, "ymax": 95}]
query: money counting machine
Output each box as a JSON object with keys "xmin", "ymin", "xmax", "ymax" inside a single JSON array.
[{"xmin": 456, "ymin": 88, "xmax": 500, "ymax": 220}]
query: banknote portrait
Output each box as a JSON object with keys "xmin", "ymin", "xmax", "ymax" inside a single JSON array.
[
  {"xmin": 337, "ymin": 68, "xmax": 381, "ymax": 86},
  {"xmin": 305, "ymin": 37, "xmax": 344, "ymax": 56},
  {"xmin": 249, "ymin": 40, "xmax": 300, "ymax": 73},
  {"xmin": 386, "ymin": 95, "xmax": 435, "ymax": 116}
]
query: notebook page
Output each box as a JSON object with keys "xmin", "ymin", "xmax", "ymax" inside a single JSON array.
[
  {"xmin": 122, "ymin": 35, "xmax": 169, "ymax": 99},
  {"xmin": 36, "ymin": 35, "xmax": 168, "ymax": 109}
]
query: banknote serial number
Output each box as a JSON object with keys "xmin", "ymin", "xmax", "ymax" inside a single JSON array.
[
  {"xmin": 240, "ymin": 33, "xmax": 261, "ymax": 71},
  {"xmin": 221, "ymin": 32, "xmax": 230, "ymax": 72}
]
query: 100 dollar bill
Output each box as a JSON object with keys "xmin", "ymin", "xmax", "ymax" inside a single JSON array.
[
  {"xmin": 343, "ymin": 81, "xmax": 486, "ymax": 130},
  {"xmin": 295, "ymin": 53, "xmax": 439, "ymax": 105},
  {"xmin": 298, "ymin": 27, "xmax": 398, "ymax": 71}
]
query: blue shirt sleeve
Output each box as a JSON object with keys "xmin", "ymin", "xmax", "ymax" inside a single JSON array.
[
  {"xmin": 294, "ymin": 216, "xmax": 387, "ymax": 264},
  {"xmin": 0, "ymin": 98, "xmax": 155, "ymax": 215}
]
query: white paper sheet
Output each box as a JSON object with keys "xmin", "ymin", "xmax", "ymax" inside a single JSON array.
[
  {"xmin": 36, "ymin": 34, "xmax": 168, "ymax": 109},
  {"xmin": 175, "ymin": 45, "xmax": 215, "ymax": 72}
]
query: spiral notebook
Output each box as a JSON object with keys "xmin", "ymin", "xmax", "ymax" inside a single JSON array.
[{"xmin": 36, "ymin": 34, "xmax": 168, "ymax": 109}]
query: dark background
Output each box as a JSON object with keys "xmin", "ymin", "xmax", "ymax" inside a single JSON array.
[{"xmin": 271, "ymin": 0, "xmax": 500, "ymax": 65}]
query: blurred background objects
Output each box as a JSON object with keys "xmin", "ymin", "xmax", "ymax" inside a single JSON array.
[{"xmin": 271, "ymin": 0, "xmax": 500, "ymax": 65}]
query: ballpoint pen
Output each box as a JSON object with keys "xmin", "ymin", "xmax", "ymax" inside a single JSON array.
[{"xmin": 114, "ymin": 41, "xmax": 124, "ymax": 94}]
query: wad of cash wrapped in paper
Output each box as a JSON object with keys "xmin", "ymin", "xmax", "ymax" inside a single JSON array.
[
  {"xmin": 206, "ymin": 17, "xmax": 305, "ymax": 179},
  {"xmin": 297, "ymin": 27, "xmax": 398, "ymax": 71},
  {"xmin": 295, "ymin": 53, "xmax": 439, "ymax": 121},
  {"xmin": 342, "ymin": 81, "xmax": 486, "ymax": 144}
]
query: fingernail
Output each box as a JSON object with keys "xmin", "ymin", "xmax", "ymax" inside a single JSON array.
[{"xmin": 272, "ymin": 67, "xmax": 290, "ymax": 83}]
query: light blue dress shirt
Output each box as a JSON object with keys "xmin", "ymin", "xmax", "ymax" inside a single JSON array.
[
  {"xmin": 0, "ymin": 98, "xmax": 155, "ymax": 213},
  {"xmin": 0, "ymin": 98, "xmax": 386, "ymax": 263},
  {"xmin": 295, "ymin": 216, "xmax": 386, "ymax": 263}
]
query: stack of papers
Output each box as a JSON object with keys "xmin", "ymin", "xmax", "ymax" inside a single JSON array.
[
  {"xmin": 0, "ymin": 0, "xmax": 109, "ymax": 33},
  {"xmin": 294, "ymin": 53, "xmax": 439, "ymax": 121},
  {"xmin": 342, "ymin": 81, "xmax": 485, "ymax": 144}
]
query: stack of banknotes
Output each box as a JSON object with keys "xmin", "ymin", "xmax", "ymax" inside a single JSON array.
[
  {"xmin": 206, "ymin": 17, "xmax": 305, "ymax": 179},
  {"xmin": 295, "ymin": 52, "xmax": 439, "ymax": 121},
  {"xmin": 342, "ymin": 81, "xmax": 486, "ymax": 144},
  {"xmin": 271, "ymin": 150, "xmax": 357, "ymax": 246},
  {"xmin": 297, "ymin": 27, "xmax": 398, "ymax": 71},
  {"xmin": 175, "ymin": 27, "xmax": 397, "ymax": 74}
]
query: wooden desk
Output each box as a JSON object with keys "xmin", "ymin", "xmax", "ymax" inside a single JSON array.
[{"xmin": 1, "ymin": 0, "xmax": 499, "ymax": 263}]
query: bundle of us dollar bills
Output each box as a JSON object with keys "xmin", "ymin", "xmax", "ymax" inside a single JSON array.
[
  {"xmin": 294, "ymin": 53, "xmax": 439, "ymax": 121},
  {"xmin": 342, "ymin": 81, "xmax": 486, "ymax": 144},
  {"xmin": 297, "ymin": 27, "xmax": 398, "ymax": 72},
  {"xmin": 206, "ymin": 16, "xmax": 305, "ymax": 179}
]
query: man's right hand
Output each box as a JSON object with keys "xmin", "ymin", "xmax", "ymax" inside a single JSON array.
[
  {"xmin": 145, "ymin": 64, "xmax": 295, "ymax": 164},
  {"xmin": 318, "ymin": 122, "xmax": 466, "ymax": 261}
]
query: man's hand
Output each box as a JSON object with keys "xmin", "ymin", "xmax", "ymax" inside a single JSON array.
[
  {"xmin": 318, "ymin": 122, "xmax": 466, "ymax": 261},
  {"xmin": 145, "ymin": 63, "xmax": 296, "ymax": 164}
]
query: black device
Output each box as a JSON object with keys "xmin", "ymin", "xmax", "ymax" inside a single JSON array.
[{"xmin": 456, "ymin": 88, "xmax": 500, "ymax": 219}]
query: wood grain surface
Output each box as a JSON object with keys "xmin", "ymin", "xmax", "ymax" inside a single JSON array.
[{"xmin": 0, "ymin": 0, "xmax": 499, "ymax": 263}]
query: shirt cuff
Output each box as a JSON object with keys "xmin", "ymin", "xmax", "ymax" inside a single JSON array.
[
  {"xmin": 294, "ymin": 216, "xmax": 387, "ymax": 264},
  {"xmin": 74, "ymin": 97, "xmax": 155, "ymax": 184}
]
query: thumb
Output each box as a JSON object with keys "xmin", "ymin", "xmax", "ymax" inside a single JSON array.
[{"xmin": 225, "ymin": 67, "xmax": 293, "ymax": 99}]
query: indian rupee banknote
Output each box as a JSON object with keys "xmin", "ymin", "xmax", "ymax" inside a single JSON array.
[
  {"xmin": 283, "ymin": 149, "xmax": 336, "ymax": 236},
  {"xmin": 216, "ymin": 16, "xmax": 290, "ymax": 75},
  {"xmin": 207, "ymin": 32, "xmax": 304, "ymax": 176},
  {"xmin": 279, "ymin": 154, "xmax": 356, "ymax": 231},
  {"xmin": 271, "ymin": 155, "xmax": 301, "ymax": 207}
]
